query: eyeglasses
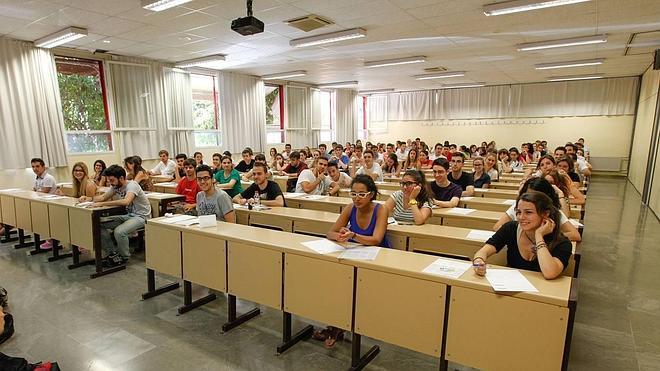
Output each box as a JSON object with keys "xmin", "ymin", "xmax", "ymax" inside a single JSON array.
[
  {"xmin": 349, "ymin": 191, "xmax": 372, "ymax": 199},
  {"xmin": 399, "ymin": 181, "xmax": 418, "ymax": 187},
  {"xmin": 196, "ymin": 176, "xmax": 212, "ymax": 182}
]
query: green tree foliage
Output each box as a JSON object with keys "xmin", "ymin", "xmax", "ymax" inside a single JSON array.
[
  {"xmin": 192, "ymin": 100, "xmax": 215, "ymax": 130},
  {"xmin": 57, "ymin": 73, "xmax": 106, "ymax": 131},
  {"xmin": 265, "ymin": 88, "xmax": 279, "ymax": 124}
]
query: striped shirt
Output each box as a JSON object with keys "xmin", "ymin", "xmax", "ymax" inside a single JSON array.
[{"xmin": 390, "ymin": 190, "xmax": 432, "ymax": 224}]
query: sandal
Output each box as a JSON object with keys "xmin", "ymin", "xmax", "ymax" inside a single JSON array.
[
  {"xmin": 313, "ymin": 327, "xmax": 330, "ymax": 341},
  {"xmin": 324, "ymin": 327, "xmax": 344, "ymax": 348}
]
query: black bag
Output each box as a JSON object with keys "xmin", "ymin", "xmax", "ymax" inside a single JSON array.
[
  {"xmin": 0, "ymin": 352, "xmax": 30, "ymax": 371},
  {"xmin": 1, "ymin": 313, "xmax": 14, "ymax": 345},
  {"xmin": 0, "ymin": 287, "xmax": 7, "ymax": 308}
]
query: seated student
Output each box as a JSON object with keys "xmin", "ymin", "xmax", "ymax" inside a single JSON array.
[
  {"xmin": 381, "ymin": 153, "xmax": 400, "ymax": 177},
  {"xmin": 520, "ymin": 143, "xmax": 534, "ymax": 164},
  {"xmin": 311, "ymin": 149, "xmax": 321, "ymax": 161},
  {"xmin": 350, "ymin": 145, "xmax": 363, "ymax": 164},
  {"xmin": 269, "ymin": 147, "xmax": 278, "ymax": 164},
  {"xmin": 233, "ymin": 163, "xmax": 285, "ymax": 207},
  {"xmin": 327, "ymin": 161, "xmax": 352, "ymax": 191},
  {"xmin": 193, "ymin": 151, "xmax": 203, "ymax": 166},
  {"xmin": 429, "ymin": 158, "xmax": 462, "ymax": 208},
  {"xmin": 545, "ymin": 169, "xmax": 585, "ymax": 206},
  {"xmin": 484, "ymin": 152, "xmax": 499, "ymax": 181},
  {"xmin": 31, "ymin": 158, "xmax": 57, "ymax": 194},
  {"xmin": 493, "ymin": 177, "xmax": 580, "ymax": 241},
  {"xmin": 235, "ymin": 148, "xmax": 255, "ymax": 173},
  {"xmin": 565, "ymin": 143, "xmax": 592, "ymax": 177},
  {"xmin": 195, "ymin": 165, "xmax": 235, "ymax": 222},
  {"xmin": 92, "ymin": 160, "xmax": 107, "ymax": 186},
  {"xmin": 149, "ymin": 150, "xmax": 176, "ymax": 179},
  {"xmin": 241, "ymin": 154, "xmax": 272, "ymax": 181},
  {"xmin": 553, "ymin": 146, "xmax": 567, "ymax": 162},
  {"xmin": 174, "ymin": 153, "xmax": 187, "ymax": 180},
  {"xmin": 279, "ymin": 151, "xmax": 307, "ymax": 192},
  {"xmin": 271, "ymin": 153, "xmax": 286, "ymax": 172},
  {"xmin": 295, "ymin": 157, "xmax": 338, "ymax": 195},
  {"xmin": 557, "ymin": 156, "xmax": 581, "ymax": 184},
  {"xmin": 281, "ymin": 143, "xmax": 292, "ymax": 160},
  {"xmin": 351, "ymin": 150, "xmax": 384, "ymax": 182},
  {"xmin": 222, "ymin": 150, "xmax": 232, "ymax": 159},
  {"xmin": 330, "ymin": 145, "xmax": 350, "ymax": 169},
  {"xmin": 80, "ymin": 165, "xmax": 151, "ymax": 265},
  {"xmin": 429, "ymin": 143, "xmax": 445, "ymax": 161},
  {"xmin": 473, "ymin": 192, "xmax": 572, "ymax": 279},
  {"xmin": 299, "ymin": 150, "xmax": 308, "ymax": 164},
  {"xmin": 418, "ymin": 150, "xmax": 433, "ymax": 169},
  {"xmin": 214, "ymin": 155, "xmax": 243, "ymax": 198},
  {"xmin": 508, "ymin": 147, "xmax": 525, "ymax": 172},
  {"xmin": 124, "ymin": 156, "xmax": 154, "ymax": 192},
  {"xmin": 401, "ymin": 148, "xmax": 419, "ymax": 172},
  {"xmin": 448, "ymin": 152, "xmax": 475, "ymax": 197},
  {"xmin": 498, "ymin": 148, "xmax": 513, "ymax": 174},
  {"xmin": 318, "ymin": 143, "xmax": 331, "ymax": 160},
  {"xmin": 66, "ymin": 162, "xmax": 98, "ymax": 198},
  {"xmin": 385, "ymin": 170, "xmax": 433, "ymax": 225},
  {"xmin": 471, "ymin": 157, "xmax": 491, "ymax": 189},
  {"xmin": 173, "ymin": 159, "xmax": 199, "ymax": 215},
  {"xmin": 211, "ymin": 152, "xmax": 222, "ymax": 175},
  {"xmin": 395, "ymin": 141, "xmax": 408, "ymax": 162}
]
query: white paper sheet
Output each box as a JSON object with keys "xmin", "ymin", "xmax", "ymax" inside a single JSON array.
[
  {"xmin": 75, "ymin": 201, "xmax": 94, "ymax": 208},
  {"xmin": 302, "ymin": 195, "xmax": 329, "ymax": 200},
  {"xmin": 38, "ymin": 195, "xmax": 67, "ymax": 200},
  {"xmin": 485, "ymin": 269, "xmax": 538, "ymax": 292},
  {"xmin": 466, "ymin": 229, "xmax": 495, "ymax": 241},
  {"xmin": 569, "ymin": 219, "xmax": 584, "ymax": 227},
  {"xmin": 160, "ymin": 215, "xmax": 196, "ymax": 224},
  {"xmin": 501, "ymin": 199, "xmax": 516, "ymax": 205},
  {"xmin": 284, "ymin": 193, "xmax": 304, "ymax": 198},
  {"xmin": 198, "ymin": 215, "xmax": 216, "ymax": 228},
  {"xmin": 446, "ymin": 208, "xmax": 476, "ymax": 215},
  {"xmin": 387, "ymin": 217, "xmax": 398, "ymax": 225},
  {"xmin": 422, "ymin": 257, "xmax": 472, "ymax": 279},
  {"xmin": 339, "ymin": 246, "xmax": 381, "ymax": 261},
  {"xmin": 174, "ymin": 217, "xmax": 200, "ymax": 226},
  {"xmin": 0, "ymin": 188, "xmax": 22, "ymax": 192},
  {"xmin": 301, "ymin": 239, "xmax": 346, "ymax": 254}
]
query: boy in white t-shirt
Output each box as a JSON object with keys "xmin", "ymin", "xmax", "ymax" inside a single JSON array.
[{"xmin": 295, "ymin": 157, "xmax": 338, "ymax": 195}]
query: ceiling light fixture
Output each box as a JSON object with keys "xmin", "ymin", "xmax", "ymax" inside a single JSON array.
[
  {"xmin": 535, "ymin": 58, "xmax": 604, "ymax": 69},
  {"xmin": 34, "ymin": 27, "xmax": 88, "ymax": 48},
  {"xmin": 175, "ymin": 54, "xmax": 226, "ymax": 68},
  {"xmin": 439, "ymin": 83, "xmax": 486, "ymax": 89},
  {"xmin": 290, "ymin": 28, "xmax": 366, "ymax": 48},
  {"xmin": 318, "ymin": 81, "xmax": 358, "ymax": 89},
  {"xmin": 141, "ymin": 0, "xmax": 193, "ymax": 12},
  {"xmin": 358, "ymin": 88, "xmax": 396, "ymax": 94},
  {"xmin": 483, "ymin": 0, "xmax": 591, "ymax": 16},
  {"xmin": 261, "ymin": 70, "xmax": 307, "ymax": 80},
  {"xmin": 547, "ymin": 74, "xmax": 603, "ymax": 81},
  {"xmin": 414, "ymin": 71, "xmax": 465, "ymax": 80},
  {"xmin": 517, "ymin": 34, "xmax": 607, "ymax": 51},
  {"xmin": 364, "ymin": 56, "xmax": 426, "ymax": 68}
]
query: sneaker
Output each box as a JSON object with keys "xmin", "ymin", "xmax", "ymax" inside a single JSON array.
[
  {"xmin": 40, "ymin": 240, "xmax": 53, "ymax": 250},
  {"xmin": 0, "ymin": 287, "xmax": 7, "ymax": 308},
  {"xmin": 102, "ymin": 252, "xmax": 127, "ymax": 268}
]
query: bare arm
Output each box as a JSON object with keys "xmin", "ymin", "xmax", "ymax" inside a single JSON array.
[
  {"xmin": 493, "ymin": 213, "xmax": 512, "ymax": 231},
  {"xmin": 224, "ymin": 210, "xmax": 236, "ymax": 223},
  {"xmin": 327, "ymin": 205, "xmax": 353, "ymax": 241},
  {"xmin": 433, "ymin": 196, "xmax": 459, "ymax": 208},
  {"xmin": 95, "ymin": 191, "xmax": 135, "ymax": 207},
  {"xmin": 462, "ymin": 185, "xmax": 475, "ymax": 197},
  {"xmin": 560, "ymin": 221, "xmax": 581, "ymax": 242},
  {"xmin": 410, "ymin": 204, "xmax": 431, "ymax": 225}
]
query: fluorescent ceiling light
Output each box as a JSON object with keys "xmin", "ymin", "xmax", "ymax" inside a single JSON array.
[
  {"xmin": 414, "ymin": 71, "xmax": 465, "ymax": 80},
  {"xmin": 175, "ymin": 54, "xmax": 226, "ymax": 68},
  {"xmin": 141, "ymin": 0, "xmax": 193, "ymax": 11},
  {"xmin": 261, "ymin": 70, "xmax": 307, "ymax": 80},
  {"xmin": 548, "ymin": 74, "xmax": 603, "ymax": 81},
  {"xmin": 439, "ymin": 83, "xmax": 486, "ymax": 89},
  {"xmin": 358, "ymin": 88, "xmax": 395, "ymax": 94},
  {"xmin": 517, "ymin": 34, "xmax": 607, "ymax": 51},
  {"xmin": 34, "ymin": 27, "xmax": 87, "ymax": 48},
  {"xmin": 535, "ymin": 58, "xmax": 604, "ymax": 69},
  {"xmin": 318, "ymin": 81, "xmax": 358, "ymax": 88},
  {"xmin": 364, "ymin": 56, "xmax": 426, "ymax": 68},
  {"xmin": 290, "ymin": 28, "xmax": 366, "ymax": 48},
  {"xmin": 484, "ymin": 0, "xmax": 590, "ymax": 16}
]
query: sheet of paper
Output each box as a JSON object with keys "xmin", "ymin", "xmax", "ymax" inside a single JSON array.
[
  {"xmin": 302, "ymin": 195, "xmax": 329, "ymax": 200},
  {"xmin": 501, "ymin": 199, "xmax": 516, "ymax": 205},
  {"xmin": 174, "ymin": 217, "xmax": 200, "ymax": 226},
  {"xmin": 485, "ymin": 269, "xmax": 538, "ymax": 292},
  {"xmin": 301, "ymin": 239, "xmax": 346, "ymax": 254},
  {"xmin": 0, "ymin": 188, "xmax": 22, "ymax": 192},
  {"xmin": 422, "ymin": 257, "xmax": 472, "ymax": 279},
  {"xmin": 466, "ymin": 229, "xmax": 495, "ymax": 241},
  {"xmin": 284, "ymin": 193, "xmax": 304, "ymax": 198},
  {"xmin": 387, "ymin": 217, "xmax": 398, "ymax": 225},
  {"xmin": 160, "ymin": 214, "xmax": 196, "ymax": 224},
  {"xmin": 461, "ymin": 196, "xmax": 474, "ymax": 201},
  {"xmin": 339, "ymin": 246, "xmax": 380, "ymax": 261},
  {"xmin": 198, "ymin": 215, "xmax": 216, "ymax": 228},
  {"xmin": 446, "ymin": 208, "xmax": 476, "ymax": 215},
  {"xmin": 570, "ymin": 219, "xmax": 584, "ymax": 227},
  {"xmin": 38, "ymin": 195, "xmax": 67, "ymax": 200},
  {"xmin": 75, "ymin": 201, "xmax": 94, "ymax": 208}
]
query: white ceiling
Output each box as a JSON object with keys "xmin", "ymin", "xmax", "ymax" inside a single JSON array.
[{"xmin": 1, "ymin": 0, "xmax": 659, "ymax": 90}]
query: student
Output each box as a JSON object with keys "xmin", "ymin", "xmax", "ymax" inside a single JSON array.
[
  {"xmin": 553, "ymin": 146, "xmax": 567, "ymax": 162},
  {"xmin": 67, "ymin": 162, "xmax": 97, "ymax": 198},
  {"xmin": 493, "ymin": 177, "xmax": 580, "ymax": 241},
  {"xmin": 484, "ymin": 153, "xmax": 499, "ymax": 181},
  {"xmin": 447, "ymin": 152, "xmax": 475, "ymax": 197},
  {"xmin": 546, "ymin": 169, "xmax": 585, "ymax": 206},
  {"xmin": 149, "ymin": 150, "xmax": 176, "ymax": 178},
  {"xmin": 233, "ymin": 163, "xmax": 285, "ymax": 207},
  {"xmin": 396, "ymin": 142, "xmax": 408, "ymax": 162},
  {"xmin": 193, "ymin": 151, "xmax": 203, "ymax": 166},
  {"xmin": 195, "ymin": 165, "xmax": 235, "ymax": 222},
  {"xmin": 282, "ymin": 143, "xmax": 292, "ymax": 160},
  {"xmin": 124, "ymin": 156, "xmax": 154, "ymax": 192},
  {"xmin": 271, "ymin": 153, "xmax": 286, "ymax": 172},
  {"xmin": 418, "ymin": 150, "xmax": 432, "ymax": 169},
  {"xmin": 537, "ymin": 154, "xmax": 557, "ymax": 176},
  {"xmin": 235, "ymin": 148, "xmax": 255, "ymax": 173},
  {"xmin": 473, "ymin": 192, "xmax": 572, "ymax": 279},
  {"xmin": 318, "ymin": 143, "xmax": 331, "ymax": 160},
  {"xmin": 174, "ymin": 159, "xmax": 199, "ymax": 215},
  {"xmin": 311, "ymin": 149, "xmax": 321, "ymax": 161},
  {"xmin": 350, "ymin": 145, "xmax": 364, "ymax": 163},
  {"xmin": 295, "ymin": 157, "xmax": 338, "ymax": 195},
  {"xmin": 565, "ymin": 143, "xmax": 592, "ymax": 177},
  {"xmin": 562, "ymin": 155, "xmax": 582, "ymax": 184},
  {"xmin": 385, "ymin": 170, "xmax": 432, "ymax": 225},
  {"xmin": 508, "ymin": 147, "xmax": 524, "ymax": 172},
  {"xmin": 381, "ymin": 153, "xmax": 400, "ymax": 176},
  {"xmin": 498, "ymin": 148, "xmax": 512, "ymax": 174},
  {"xmin": 241, "ymin": 154, "xmax": 271, "ymax": 181},
  {"xmin": 429, "ymin": 143, "xmax": 445, "ymax": 161},
  {"xmin": 471, "ymin": 157, "xmax": 491, "ymax": 189},
  {"xmin": 174, "ymin": 153, "xmax": 188, "ymax": 180},
  {"xmin": 429, "ymin": 158, "xmax": 462, "ymax": 208},
  {"xmin": 80, "ymin": 165, "xmax": 151, "ymax": 265},
  {"xmin": 520, "ymin": 143, "xmax": 533, "ymax": 164},
  {"xmin": 30, "ymin": 158, "xmax": 57, "ymax": 194},
  {"xmin": 402, "ymin": 148, "xmax": 419, "ymax": 171},
  {"xmin": 351, "ymin": 150, "xmax": 384, "ymax": 182},
  {"xmin": 279, "ymin": 151, "xmax": 307, "ymax": 192},
  {"xmin": 330, "ymin": 145, "xmax": 350, "ymax": 169},
  {"xmin": 214, "ymin": 155, "xmax": 243, "ymax": 198},
  {"xmin": 268, "ymin": 147, "xmax": 278, "ymax": 164},
  {"xmin": 211, "ymin": 152, "xmax": 222, "ymax": 175},
  {"xmin": 92, "ymin": 160, "xmax": 107, "ymax": 186},
  {"xmin": 327, "ymin": 161, "xmax": 352, "ymax": 190}
]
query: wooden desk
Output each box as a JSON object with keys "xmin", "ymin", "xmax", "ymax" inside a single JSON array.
[
  {"xmin": 284, "ymin": 193, "xmax": 350, "ymax": 213},
  {"xmin": 143, "ymin": 192, "xmax": 185, "ymax": 217},
  {"xmin": 474, "ymin": 188, "xmax": 519, "ymax": 199},
  {"xmin": 489, "ymin": 182, "xmax": 520, "ymax": 190},
  {"xmin": 431, "ymin": 208, "xmax": 500, "ymax": 230},
  {"xmin": 459, "ymin": 197, "xmax": 516, "ymax": 212},
  {"xmin": 150, "ymin": 175, "xmax": 173, "ymax": 183},
  {"xmin": 152, "ymin": 182, "xmax": 177, "ymax": 194}
]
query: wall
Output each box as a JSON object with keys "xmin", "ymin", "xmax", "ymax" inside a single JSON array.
[{"xmin": 628, "ymin": 67, "xmax": 660, "ymax": 195}]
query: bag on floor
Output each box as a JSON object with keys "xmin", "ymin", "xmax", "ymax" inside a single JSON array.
[
  {"xmin": 0, "ymin": 313, "xmax": 14, "ymax": 345},
  {"xmin": 0, "ymin": 354, "xmax": 61, "ymax": 371},
  {"xmin": 0, "ymin": 287, "xmax": 7, "ymax": 308}
]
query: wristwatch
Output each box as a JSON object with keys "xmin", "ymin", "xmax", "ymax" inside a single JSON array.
[{"xmin": 408, "ymin": 199, "xmax": 418, "ymax": 206}]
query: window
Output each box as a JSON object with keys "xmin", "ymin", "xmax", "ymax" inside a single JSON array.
[
  {"xmin": 55, "ymin": 56, "xmax": 112, "ymax": 153},
  {"xmin": 191, "ymin": 74, "xmax": 220, "ymax": 148},
  {"xmin": 265, "ymin": 84, "xmax": 284, "ymax": 143},
  {"xmin": 319, "ymin": 90, "xmax": 335, "ymax": 142},
  {"xmin": 357, "ymin": 95, "xmax": 367, "ymax": 140}
]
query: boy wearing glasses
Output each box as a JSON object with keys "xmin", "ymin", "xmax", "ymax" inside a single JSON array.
[
  {"xmin": 195, "ymin": 165, "xmax": 235, "ymax": 222},
  {"xmin": 447, "ymin": 152, "xmax": 475, "ymax": 197},
  {"xmin": 429, "ymin": 158, "xmax": 462, "ymax": 208}
]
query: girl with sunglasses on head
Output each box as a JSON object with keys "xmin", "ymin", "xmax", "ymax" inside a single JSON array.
[{"xmin": 384, "ymin": 170, "xmax": 432, "ymax": 225}]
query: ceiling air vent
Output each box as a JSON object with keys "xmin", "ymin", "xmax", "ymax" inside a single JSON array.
[{"xmin": 286, "ymin": 14, "xmax": 334, "ymax": 32}]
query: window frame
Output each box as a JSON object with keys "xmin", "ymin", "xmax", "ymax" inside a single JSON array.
[
  {"xmin": 265, "ymin": 84, "xmax": 285, "ymax": 144},
  {"xmin": 191, "ymin": 73, "xmax": 222, "ymax": 149}
]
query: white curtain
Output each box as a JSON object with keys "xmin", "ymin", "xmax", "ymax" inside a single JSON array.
[
  {"xmin": 286, "ymin": 85, "xmax": 310, "ymax": 148},
  {"xmin": 335, "ymin": 89, "xmax": 358, "ymax": 144},
  {"xmin": 367, "ymin": 94, "xmax": 388, "ymax": 133},
  {"xmin": 0, "ymin": 37, "xmax": 68, "ymax": 168},
  {"xmin": 309, "ymin": 89, "xmax": 322, "ymax": 147},
  {"xmin": 434, "ymin": 85, "xmax": 513, "ymax": 119},
  {"xmin": 163, "ymin": 67, "xmax": 194, "ymax": 154},
  {"xmin": 219, "ymin": 72, "xmax": 266, "ymax": 153},
  {"xmin": 388, "ymin": 90, "xmax": 432, "ymax": 120}
]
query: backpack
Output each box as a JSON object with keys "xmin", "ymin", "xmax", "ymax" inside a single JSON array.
[{"xmin": 1, "ymin": 313, "xmax": 14, "ymax": 345}]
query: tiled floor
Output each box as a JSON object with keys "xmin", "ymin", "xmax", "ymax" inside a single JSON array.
[{"xmin": 0, "ymin": 177, "xmax": 659, "ymax": 370}]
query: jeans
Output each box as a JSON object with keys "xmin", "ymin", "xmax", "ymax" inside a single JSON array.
[{"xmin": 100, "ymin": 214, "xmax": 146, "ymax": 259}]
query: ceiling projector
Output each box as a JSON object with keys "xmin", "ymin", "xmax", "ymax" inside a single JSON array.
[{"xmin": 232, "ymin": 0, "xmax": 264, "ymax": 36}]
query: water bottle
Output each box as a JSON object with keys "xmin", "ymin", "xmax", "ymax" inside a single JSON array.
[{"xmin": 254, "ymin": 192, "xmax": 261, "ymax": 207}]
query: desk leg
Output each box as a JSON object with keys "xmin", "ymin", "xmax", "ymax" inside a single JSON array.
[
  {"xmin": 13, "ymin": 229, "xmax": 34, "ymax": 249},
  {"xmin": 221, "ymin": 294, "xmax": 260, "ymax": 332},
  {"xmin": 141, "ymin": 268, "xmax": 180, "ymax": 300},
  {"xmin": 90, "ymin": 211, "xmax": 126, "ymax": 279},
  {"xmin": 177, "ymin": 281, "xmax": 216, "ymax": 315},
  {"xmin": 28, "ymin": 233, "xmax": 49, "ymax": 255},
  {"xmin": 438, "ymin": 286, "xmax": 452, "ymax": 371},
  {"xmin": 68, "ymin": 245, "xmax": 95, "ymax": 269},
  {"xmin": 561, "ymin": 280, "xmax": 579, "ymax": 371},
  {"xmin": 349, "ymin": 334, "xmax": 380, "ymax": 371},
  {"xmin": 276, "ymin": 312, "xmax": 313, "ymax": 354},
  {"xmin": 1, "ymin": 225, "xmax": 18, "ymax": 243},
  {"xmin": 48, "ymin": 239, "xmax": 72, "ymax": 262}
]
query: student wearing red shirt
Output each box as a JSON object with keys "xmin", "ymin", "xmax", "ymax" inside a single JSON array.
[{"xmin": 174, "ymin": 159, "xmax": 200, "ymax": 215}]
